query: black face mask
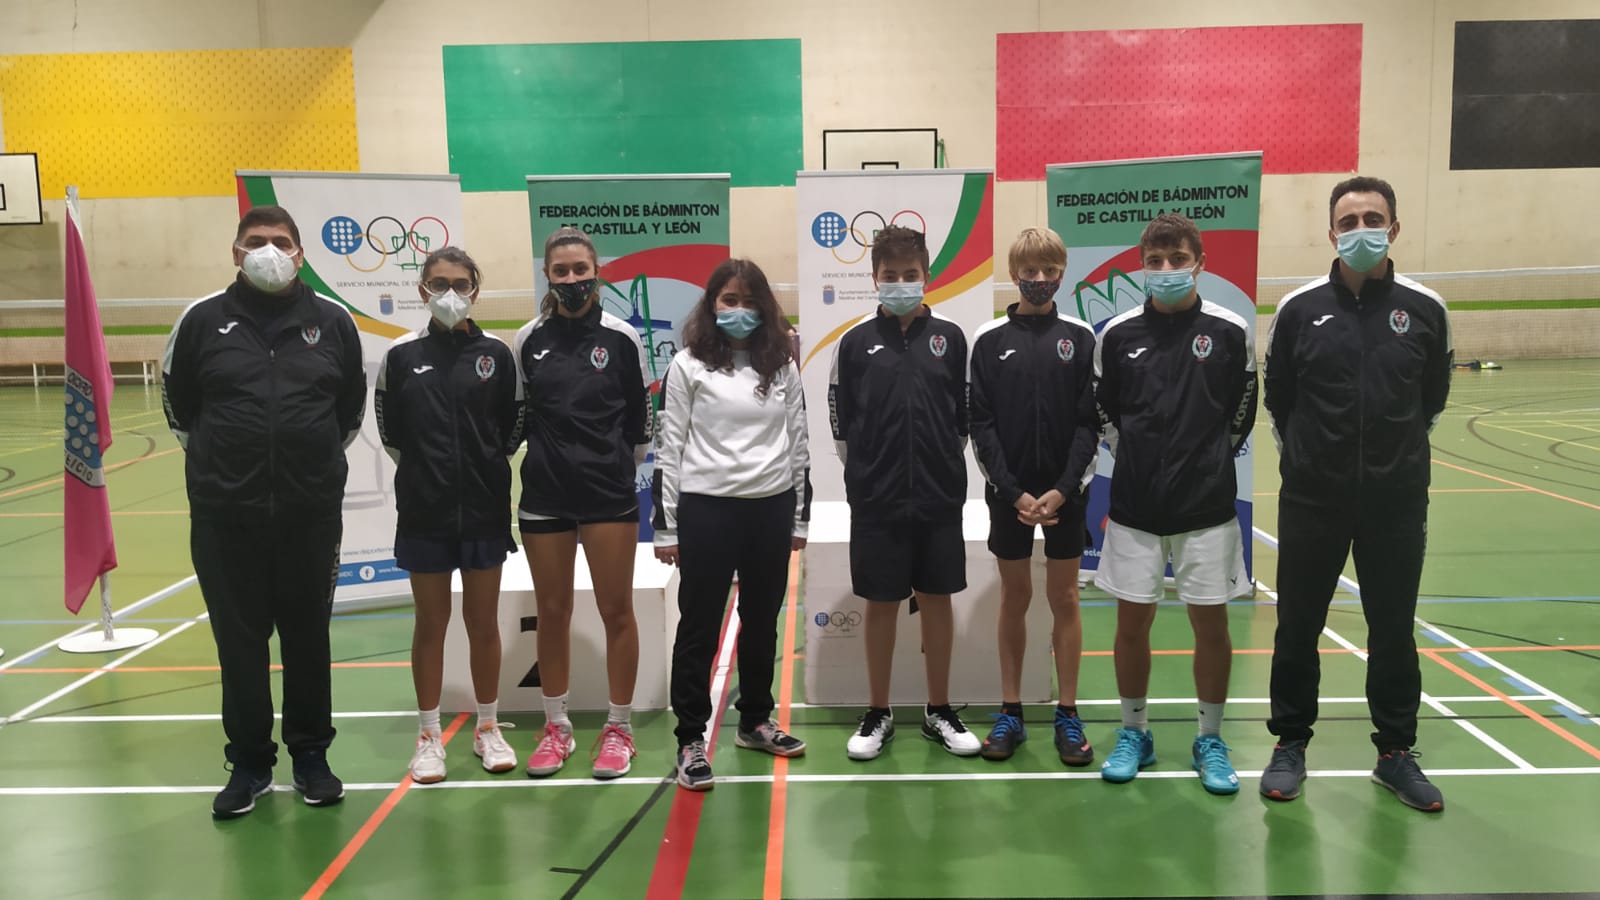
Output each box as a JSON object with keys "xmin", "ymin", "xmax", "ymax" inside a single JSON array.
[
  {"xmin": 552, "ymin": 279, "xmax": 596, "ymax": 312},
  {"xmin": 1017, "ymin": 278, "xmax": 1061, "ymax": 306}
]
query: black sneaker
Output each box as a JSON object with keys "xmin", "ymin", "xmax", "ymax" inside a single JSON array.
[
  {"xmin": 1372, "ymin": 749, "xmax": 1443, "ymax": 812},
  {"xmin": 292, "ymin": 751, "xmax": 345, "ymax": 807},
  {"xmin": 1053, "ymin": 709, "xmax": 1093, "ymax": 766},
  {"xmin": 1261, "ymin": 740, "xmax": 1308, "ymax": 801},
  {"xmin": 212, "ymin": 763, "xmax": 273, "ymax": 820},
  {"xmin": 980, "ymin": 711, "xmax": 1027, "ymax": 761},
  {"xmin": 676, "ymin": 740, "xmax": 714, "ymax": 791}
]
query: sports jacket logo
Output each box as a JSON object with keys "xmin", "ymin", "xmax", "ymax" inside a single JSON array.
[
  {"xmin": 1192, "ymin": 334, "xmax": 1214, "ymax": 361},
  {"xmin": 999, "ymin": 349, "xmax": 1017, "ymax": 360},
  {"xmin": 217, "ymin": 321, "xmax": 240, "ymax": 335},
  {"xmin": 1389, "ymin": 309, "xmax": 1411, "ymax": 334},
  {"xmin": 928, "ymin": 334, "xmax": 948, "ymax": 358},
  {"xmin": 1312, "ymin": 314, "xmax": 1335, "ymax": 326},
  {"xmin": 412, "ymin": 365, "xmax": 434, "ymax": 375},
  {"xmin": 301, "ymin": 326, "xmax": 321, "ymax": 346},
  {"xmin": 531, "ymin": 349, "xmax": 550, "ymax": 361},
  {"xmin": 475, "ymin": 355, "xmax": 496, "ymax": 381},
  {"xmin": 1127, "ymin": 347, "xmax": 1149, "ymax": 359},
  {"xmin": 590, "ymin": 346, "xmax": 610, "ymax": 371},
  {"xmin": 1057, "ymin": 338, "xmax": 1075, "ymax": 362},
  {"xmin": 866, "ymin": 344, "xmax": 884, "ymax": 355}
]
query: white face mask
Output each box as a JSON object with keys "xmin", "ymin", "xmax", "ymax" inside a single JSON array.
[
  {"xmin": 238, "ymin": 243, "xmax": 299, "ymax": 293},
  {"xmin": 427, "ymin": 289, "xmax": 472, "ymax": 329}
]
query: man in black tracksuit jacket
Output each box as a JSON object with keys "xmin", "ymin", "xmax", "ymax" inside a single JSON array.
[
  {"xmin": 163, "ymin": 207, "xmax": 364, "ymax": 818},
  {"xmin": 1261, "ymin": 177, "xmax": 1452, "ymax": 812}
]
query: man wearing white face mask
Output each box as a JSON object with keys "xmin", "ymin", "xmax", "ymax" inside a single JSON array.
[
  {"xmin": 163, "ymin": 205, "xmax": 366, "ymax": 819},
  {"xmin": 1261, "ymin": 177, "xmax": 1452, "ymax": 812}
]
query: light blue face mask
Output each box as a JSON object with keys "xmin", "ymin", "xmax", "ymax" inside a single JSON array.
[
  {"xmin": 1145, "ymin": 267, "xmax": 1197, "ymax": 306},
  {"xmin": 715, "ymin": 306, "xmax": 761, "ymax": 339},
  {"xmin": 1336, "ymin": 227, "xmax": 1391, "ymax": 272},
  {"xmin": 878, "ymin": 281, "xmax": 924, "ymax": 316}
]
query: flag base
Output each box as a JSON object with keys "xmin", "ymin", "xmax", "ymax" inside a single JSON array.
[{"xmin": 57, "ymin": 628, "xmax": 160, "ymax": 654}]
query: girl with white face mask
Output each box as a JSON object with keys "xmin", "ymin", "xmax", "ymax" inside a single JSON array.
[{"xmin": 375, "ymin": 247, "xmax": 525, "ymax": 784}]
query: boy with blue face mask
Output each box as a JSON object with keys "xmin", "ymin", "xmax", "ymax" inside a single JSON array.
[
  {"xmin": 1092, "ymin": 213, "xmax": 1257, "ymax": 795},
  {"xmin": 1261, "ymin": 177, "xmax": 1452, "ymax": 812},
  {"xmin": 828, "ymin": 225, "xmax": 979, "ymax": 762}
]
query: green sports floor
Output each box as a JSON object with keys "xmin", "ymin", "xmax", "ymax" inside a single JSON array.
[{"xmin": 1, "ymin": 360, "xmax": 1597, "ymax": 900}]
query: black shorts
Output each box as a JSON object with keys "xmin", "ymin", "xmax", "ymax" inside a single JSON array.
[
  {"xmin": 986, "ymin": 495, "xmax": 1090, "ymax": 561},
  {"xmin": 395, "ymin": 532, "xmax": 518, "ymax": 574},
  {"xmin": 849, "ymin": 517, "xmax": 966, "ymax": 603},
  {"xmin": 518, "ymin": 509, "xmax": 639, "ymax": 535}
]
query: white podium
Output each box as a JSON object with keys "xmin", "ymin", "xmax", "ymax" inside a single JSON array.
[
  {"xmin": 803, "ymin": 500, "xmax": 1063, "ymax": 706},
  {"xmin": 441, "ymin": 543, "xmax": 679, "ymax": 712}
]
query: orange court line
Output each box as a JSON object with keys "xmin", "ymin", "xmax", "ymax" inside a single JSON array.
[
  {"xmin": 763, "ymin": 550, "xmax": 802, "ymax": 900},
  {"xmin": 1250, "ymin": 488, "xmax": 1524, "ymax": 497},
  {"xmin": 301, "ymin": 712, "xmax": 471, "ymax": 900},
  {"xmin": 1431, "ymin": 457, "xmax": 1600, "ymax": 512},
  {"xmin": 0, "ymin": 447, "xmax": 182, "ymax": 501},
  {"xmin": 1424, "ymin": 650, "xmax": 1600, "ymax": 762},
  {"xmin": 2, "ymin": 661, "xmax": 412, "ymax": 675}
]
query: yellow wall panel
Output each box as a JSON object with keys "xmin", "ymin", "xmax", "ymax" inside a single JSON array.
[{"xmin": 0, "ymin": 47, "xmax": 358, "ymax": 198}]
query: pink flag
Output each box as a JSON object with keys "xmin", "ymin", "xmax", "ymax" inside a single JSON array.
[{"xmin": 63, "ymin": 187, "xmax": 117, "ymax": 614}]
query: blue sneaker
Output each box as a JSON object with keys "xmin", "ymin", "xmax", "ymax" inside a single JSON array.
[
  {"xmin": 980, "ymin": 711, "xmax": 1027, "ymax": 761},
  {"xmin": 1192, "ymin": 735, "xmax": 1240, "ymax": 795},
  {"xmin": 1100, "ymin": 728, "xmax": 1155, "ymax": 783}
]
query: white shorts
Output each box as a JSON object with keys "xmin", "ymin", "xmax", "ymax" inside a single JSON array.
[{"xmin": 1092, "ymin": 519, "xmax": 1249, "ymax": 606}]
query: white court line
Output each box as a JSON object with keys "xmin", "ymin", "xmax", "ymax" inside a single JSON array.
[
  {"xmin": 5, "ymin": 765, "xmax": 1600, "ymax": 796},
  {"xmin": 0, "ymin": 574, "xmax": 197, "ymax": 672},
  {"xmin": 0, "ymin": 615, "xmax": 207, "ymax": 726},
  {"xmin": 786, "ymin": 695, "xmax": 1549, "ymax": 710},
  {"xmin": 704, "ymin": 599, "xmax": 743, "ymax": 753}
]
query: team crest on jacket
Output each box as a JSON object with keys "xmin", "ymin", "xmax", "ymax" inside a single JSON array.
[
  {"xmin": 475, "ymin": 354, "xmax": 496, "ymax": 381},
  {"xmin": 1389, "ymin": 309, "xmax": 1411, "ymax": 334},
  {"xmin": 1191, "ymin": 333, "xmax": 1214, "ymax": 361},
  {"xmin": 301, "ymin": 326, "xmax": 321, "ymax": 346},
  {"xmin": 1057, "ymin": 338, "xmax": 1075, "ymax": 362},
  {"xmin": 590, "ymin": 346, "xmax": 611, "ymax": 371},
  {"xmin": 928, "ymin": 334, "xmax": 948, "ymax": 358}
]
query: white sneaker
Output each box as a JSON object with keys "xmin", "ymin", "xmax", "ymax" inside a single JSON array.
[
  {"xmin": 846, "ymin": 708, "xmax": 895, "ymax": 760},
  {"xmin": 922, "ymin": 706, "xmax": 981, "ymax": 757},
  {"xmin": 409, "ymin": 732, "xmax": 447, "ymax": 783},
  {"xmin": 473, "ymin": 722, "xmax": 517, "ymax": 774}
]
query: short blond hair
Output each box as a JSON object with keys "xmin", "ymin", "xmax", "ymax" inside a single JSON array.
[{"xmin": 1007, "ymin": 227, "xmax": 1067, "ymax": 278}]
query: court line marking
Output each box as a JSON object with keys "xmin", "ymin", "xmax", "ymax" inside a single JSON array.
[
  {"xmin": 1430, "ymin": 457, "xmax": 1600, "ymax": 511},
  {"xmin": 1410, "ymin": 613, "xmax": 1600, "ymax": 729},
  {"xmin": 0, "ymin": 410, "xmax": 173, "ymax": 461},
  {"xmin": 0, "ymin": 510, "xmax": 190, "ymax": 519},
  {"xmin": 1, "ymin": 615, "xmax": 207, "ymax": 726},
  {"xmin": 764, "ymin": 551, "xmax": 802, "ymax": 900},
  {"xmin": 0, "ymin": 446, "xmax": 182, "ymax": 501},
  {"xmin": 1423, "ymin": 651, "xmax": 1600, "ymax": 762},
  {"xmin": 0, "ymin": 574, "xmax": 198, "ymax": 672},
  {"xmin": 301, "ymin": 712, "xmax": 470, "ymax": 900}
]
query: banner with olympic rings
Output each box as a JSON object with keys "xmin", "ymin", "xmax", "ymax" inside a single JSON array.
[
  {"xmin": 1047, "ymin": 152, "xmax": 1261, "ymax": 581},
  {"xmin": 526, "ymin": 173, "xmax": 732, "ymax": 542},
  {"xmin": 237, "ymin": 170, "xmax": 465, "ymax": 603},
  {"xmin": 795, "ymin": 168, "xmax": 996, "ymax": 504}
]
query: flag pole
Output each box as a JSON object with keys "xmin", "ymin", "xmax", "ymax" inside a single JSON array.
[{"xmin": 98, "ymin": 574, "xmax": 115, "ymax": 642}]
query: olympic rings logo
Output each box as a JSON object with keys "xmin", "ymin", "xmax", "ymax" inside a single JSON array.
[
  {"xmin": 320, "ymin": 215, "xmax": 451, "ymax": 273},
  {"xmin": 810, "ymin": 209, "xmax": 927, "ymax": 265}
]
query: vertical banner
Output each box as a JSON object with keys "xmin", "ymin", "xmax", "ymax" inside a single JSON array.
[
  {"xmin": 526, "ymin": 173, "xmax": 731, "ymax": 541},
  {"xmin": 63, "ymin": 187, "xmax": 117, "ymax": 613},
  {"xmin": 1046, "ymin": 152, "xmax": 1261, "ymax": 577},
  {"xmin": 795, "ymin": 169, "xmax": 996, "ymax": 502},
  {"xmin": 237, "ymin": 170, "xmax": 464, "ymax": 603}
]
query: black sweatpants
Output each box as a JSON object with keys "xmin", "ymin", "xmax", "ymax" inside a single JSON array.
[
  {"xmin": 191, "ymin": 515, "xmax": 342, "ymax": 769},
  {"xmin": 670, "ymin": 491, "xmax": 796, "ymax": 746},
  {"xmin": 1268, "ymin": 493, "xmax": 1428, "ymax": 752}
]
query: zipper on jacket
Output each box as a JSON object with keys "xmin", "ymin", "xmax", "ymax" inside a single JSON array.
[
  {"xmin": 267, "ymin": 344, "xmax": 278, "ymax": 519},
  {"xmin": 448, "ymin": 341, "xmax": 464, "ymax": 536},
  {"xmin": 1355, "ymin": 289, "xmax": 1366, "ymax": 488}
]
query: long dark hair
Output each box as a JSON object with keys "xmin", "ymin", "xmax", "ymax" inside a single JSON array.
[{"xmin": 682, "ymin": 258, "xmax": 792, "ymax": 398}]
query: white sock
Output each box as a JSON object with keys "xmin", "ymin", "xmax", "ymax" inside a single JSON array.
[
  {"xmin": 1120, "ymin": 696, "xmax": 1149, "ymax": 731},
  {"xmin": 608, "ymin": 702, "xmax": 632, "ymax": 730},
  {"xmin": 476, "ymin": 700, "xmax": 498, "ymax": 729},
  {"xmin": 1198, "ymin": 700, "xmax": 1225, "ymax": 737},
  {"xmin": 544, "ymin": 692, "xmax": 571, "ymax": 730},
  {"xmin": 419, "ymin": 707, "xmax": 441, "ymax": 737}
]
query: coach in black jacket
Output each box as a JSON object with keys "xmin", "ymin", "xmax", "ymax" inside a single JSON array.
[
  {"xmin": 163, "ymin": 206, "xmax": 364, "ymax": 819},
  {"xmin": 1261, "ymin": 177, "xmax": 1452, "ymax": 813}
]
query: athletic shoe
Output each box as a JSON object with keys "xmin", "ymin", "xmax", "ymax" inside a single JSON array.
[
  {"xmin": 1192, "ymin": 735, "xmax": 1240, "ymax": 795},
  {"xmin": 980, "ymin": 711, "xmax": 1027, "ymax": 761},
  {"xmin": 846, "ymin": 708, "xmax": 895, "ymax": 760},
  {"xmin": 735, "ymin": 720, "xmax": 806, "ymax": 758},
  {"xmin": 922, "ymin": 705, "xmax": 982, "ymax": 757},
  {"xmin": 676, "ymin": 740, "xmax": 714, "ymax": 791},
  {"xmin": 1053, "ymin": 709, "xmax": 1093, "ymax": 766},
  {"xmin": 526, "ymin": 722, "xmax": 576, "ymax": 777},
  {"xmin": 292, "ymin": 751, "xmax": 345, "ymax": 806},
  {"xmin": 212, "ymin": 764, "xmax": 272, "ymax": 820},
  {"xmin": 1372, "ymin": 749, "xmax": 1444, "ymax": 812},
  {"xmin": 1100, "ymin": 728, "xmax": 1156, "ymax": 783},
  {"xmin": 473, "ymin": 722, "xmax": 517, "ymax": 774},
  {"xmin": 591, "ymin": 723, "xmax": 636, "ymax": 779},
  {"xmin": 409, "ymin": 731, "xmax": 447, "ymax": 784},
  {"xmin": 1260, "ymin": 740, "xmax": 1308, "ymax": 801}
]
